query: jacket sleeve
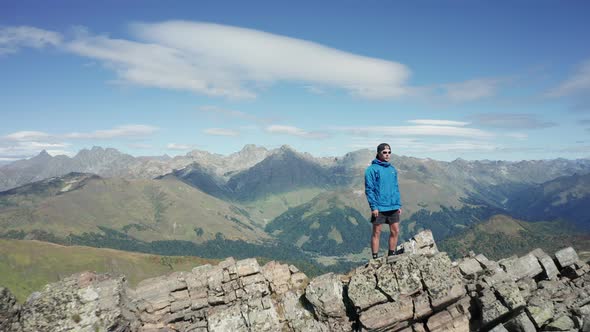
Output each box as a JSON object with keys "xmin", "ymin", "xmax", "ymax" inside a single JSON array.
[
  {"xmin": 394, "ymin": 169, "xmax": 402, "ymax": 208},
  {"xmin": 364, "ymin": 167, "xmax": 377, "ymax": 211}
]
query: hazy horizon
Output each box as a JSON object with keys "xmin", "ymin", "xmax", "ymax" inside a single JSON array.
[{"xmin": 3, "ymin": 143, "xmax": 589, "ymax": 165}]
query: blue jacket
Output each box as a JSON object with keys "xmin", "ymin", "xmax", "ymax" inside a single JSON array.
[{"xmin": 364, "ymin": 158, "xmax": 402, "ymax": 212}]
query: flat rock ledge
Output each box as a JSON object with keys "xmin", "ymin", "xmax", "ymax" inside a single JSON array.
[{"xmin": 1, "ymin": 230, "xmax": 589, "ymax": 331}]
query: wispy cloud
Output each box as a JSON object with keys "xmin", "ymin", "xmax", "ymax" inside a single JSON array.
[
  {"xmin": 60, "ymin": 21, "xmax": 411, "ymax": 99},
  {"xmin": 4, "ymin": 131, "xmax": 52, "ymax": 141},
  {"xmin": 203, "ymin": 128, "xmax": 240, "ymax": 136},
  {"xmin": 65, "ymin": 125, "xmax": 159, "ymax": 139},
  {"xmin": 304, "ymin": 85, "xmax": 327, "ymax": 95},
  {"xmin": 167, "ymin": 143, "xmax": 195, "ymax": 150},
  {"xmin": 1, "ymin": 131, "xmax": 70, "ymax": 160},
  {"xmin": 407, "ymin": 119, "xmax": 469, "ymax": 126},
  {"xmin": 349, "ymin": 137, "xmax": 498, "ymax": 154},
  {"xmin": 505, "ymin": 133, "xmax": 528, "ymax": 140},
  {"xmin": 266, "ymin": 125, "xmax": 329, "ymax": 139},
  {"xmin": 547, "ymin": 59, "xmax": 590, "ymax": 97},
  {"xmin": 469, "ymin": 113, "xmax": 557, "ymax": 129},
  {"xmin": 0, "ymin": 125, "xmax": 159, "ymax": 161},
  {"xmin": 0, "ymin": 26, "xmax": 62, "ymax": 55},
  {"xmin": 439, "ymin": 78, "xmax": 502, "ymax": 102},
  {"xmin": 336, "ymin": 125, "xmax": 493, "ymax": 139},
  {"xmin": 0, "ymin": 139, "xmax": 71, "ymax": 160}
]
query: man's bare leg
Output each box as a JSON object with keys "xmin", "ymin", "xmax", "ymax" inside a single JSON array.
[
  {"xmin": 371, "ymin": 224, "xmax": 382, "ymax": 258},
  {"xmin": 388, "ymin": 222, "xmax": 400, "ymax": 255}
]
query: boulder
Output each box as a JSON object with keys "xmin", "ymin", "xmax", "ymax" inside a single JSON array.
[
  {"xmin": 10, "ymin": 272, "xmax": 134, "ymax": 332},
  {"xmin": 555, "ymin": 247, "xmax": 579, "ymax": 269},
  {"xmin": 0, "ymin": 287, "xmax": 19, "ymax": 330},
  {"xmin": 236, "ymin": 258, "xmax": 260, "ymax": 277},
  {"xmin": 458, "ymin": 257, "xmax": 483, "ymax": 278},
  {"xmin": 504, "ymin": 253, "xmax": 543, "ymax": 281},
  {"xmin": 530, "ymin": 248, "xmax": 560, "ymax": 280},
  {"xmin": 347, "ymin": 267, "xmax": 388, "ymax": 310},
  {"xmin": 420, "ymin": 253, "xmax": 466, "ymax": 309},
  {"xmin": 504, "ymin": 311, "xmax": 536, "ymax": 332},
  {"xmin": 304, "ymin": 273, "xmax": 347, "ymax": 320},
  {"xmin": 493, "ymin": 280, "xmax": 525, "ymax": 311},
  {"xmin": 359, "ymin": 296, "xmax": 413, "ymax": 331}
]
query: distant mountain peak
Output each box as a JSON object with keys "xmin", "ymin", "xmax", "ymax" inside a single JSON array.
[
  {"xmin": 25, "ymin": 150, "xmax": 54, "ymax": 163},
  {"xmin": 241, "ymin": 144, "xmax": 264, "ymax": 151},
  {"xmin": 279, "ymin": 144, "xmax": 294, "ymax": 151}
]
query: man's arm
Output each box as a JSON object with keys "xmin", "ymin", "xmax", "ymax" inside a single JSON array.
[{"xmin": 364, "ymin": 168, "xmax": 378, "ymax": 215}]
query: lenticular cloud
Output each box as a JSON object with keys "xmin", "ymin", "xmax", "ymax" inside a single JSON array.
[{"xmin": 67, "ymin": 21, "xmax": 411, "ymax": 99}]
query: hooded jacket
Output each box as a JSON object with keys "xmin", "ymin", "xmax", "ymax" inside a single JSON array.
[{"xmin": 364, "ymin": 158, "xmax": 402, "ymax": 212}]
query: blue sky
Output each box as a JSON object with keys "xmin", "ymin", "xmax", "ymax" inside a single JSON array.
[{"xmin": 1, "ymin": 1, "xmax": 590, "ymax": 162}]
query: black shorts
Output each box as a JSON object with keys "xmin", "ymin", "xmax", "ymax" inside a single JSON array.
[{"xmin": 371, "ymin": 210, "xmax": 400, "ymax": 225}]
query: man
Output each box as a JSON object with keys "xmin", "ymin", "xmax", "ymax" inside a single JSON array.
[{"xmin": 364, "ymin": 143, "xmax": 402, "ymax": 259}]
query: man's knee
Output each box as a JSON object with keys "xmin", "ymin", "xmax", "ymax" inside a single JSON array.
[
  {"xmin": 372, "ymin": 227, "xmax": 381, "ymax": 237},
  {"xmin": 389, "ymin": 227, "xmax": 399, "ymax": 236}
]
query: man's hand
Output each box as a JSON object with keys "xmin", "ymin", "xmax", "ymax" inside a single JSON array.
[{"xmin": 372, "ymin": 209, "xmax": 379, "ymax": 218}]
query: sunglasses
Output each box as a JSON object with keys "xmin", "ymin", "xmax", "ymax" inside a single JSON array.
[{"xmin": 381, "ymin": 151, "xmax": 391, "ymax": 155}]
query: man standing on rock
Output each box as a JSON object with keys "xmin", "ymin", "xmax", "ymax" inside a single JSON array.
[{"xmin": 364, "ymin": 143, "xmax": 402, "ymax": 259}]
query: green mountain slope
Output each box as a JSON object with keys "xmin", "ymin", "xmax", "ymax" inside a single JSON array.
[
  {"xmin": 506, "ymin": 173, "xmax": 590, "ymax": 230},
  {"xmin": 439, "ymin": 214, "xmax": 590, "ymax": 261},
  {"xmin": 226, "ymin": 147, "xmax": 340, "ymax": 201},
  {"xmin": 266, "ymin": 192, "xmax": 371, "ymax": 255},
  {"xmin": 0, "ymin": 173, "xmax": 268, "ymax": 244},
  {"xmin": 0, "ymin": 239, "xmax": 217, "ymax": 303}
]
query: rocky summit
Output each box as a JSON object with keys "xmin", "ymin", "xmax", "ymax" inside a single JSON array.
[{"xmin": 1, "ymin": 230, "xmax": 589, "ymax": 332}]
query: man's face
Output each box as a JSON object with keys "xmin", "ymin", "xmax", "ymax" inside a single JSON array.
[{"xmin": 379, "ymin": 148, "xmax": 391, "ymax": 162}]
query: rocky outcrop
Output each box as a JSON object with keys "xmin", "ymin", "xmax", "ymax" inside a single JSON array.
[
  {"xmin": 0, "ymin": 287, "xmax": 19, "ymax": 331},
  {"xmin": 1, "ymin": 230, "xmax": 589, "ymax": 331}
]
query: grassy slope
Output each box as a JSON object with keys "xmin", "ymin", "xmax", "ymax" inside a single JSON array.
[
  {"xmin": 0, "ymin": 175, "xmax": 269, "ymax": 243},
  {"xmin": 439, "ymin": 214, "xmax": 590, "ymax": 261},
  {"xmin": 0, "ymin": 239, "xmax": 218, "ymax": 302},
  {"xmin": 240, "ymin": 188, "xmax": 326, "ymax": 226}
]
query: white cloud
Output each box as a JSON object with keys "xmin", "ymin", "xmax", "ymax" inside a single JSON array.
[
  {"xmin": 0, "ymin": 125, "xmax": 158, "ymax": 161},
  {"xmin": 4, "ymin": 131, "xmax": 52, "ymax": 141},
  {"xmin": 469, "ymin": 113, "xmax": 557, "ymax": 129},
  {"xmin": 407, "ymin": 119, "xmax": 469, "ymax": 126},
  {"xmin": 0, "ymin": 26, "xmax": 62, "ymax": 54},
  {"xmin": 505, "ymin": 133, "xmax": 528, "ymax": 140},
  {"xmin": 406, "ymin": 141, "xmax": 498, "ymax": 153},
  {"xmin": 441, "ymin": 78, "xmax": 500, "ymax": 102},
  {"xmin": 0, "ymin": 139, "xmax": 72, "ymax": 160},
  {"xmin": 65, "ymin": 125, "xmax": 159, "ymax": 139},
  {"xmin": 305, "ymin": 85, "xmax": 327, "ymax": 95},
  {"xmin": 547, "ymin": 59, "xmax": 590, "ymax": 97},
  {"xmin": 203, "ymin": 128, "xmax": 240, "ymax": 136},
  {"xmin": 1, "ymin": 131, "xmax": 72, "ymax": 160},
  {"xmin": 266, "ymin": 125, "xmax": 329, "ymax": 139},
  {"xmin": 336, "ymin": 125, "xmax": 493, "ymax": 139},
  {"xmin": 45, "ymin": 149, "xmax": 74, "ymax": 156},
  {"xmin": 349, "ymin": 137, "xmax": 498, "ymax": 154},
  {"xmin": 63, "ymin": 21, "xmax": 411, "ymax": 99},
  {"xmin": 167, "ymin": 143, "xmax": 194, "ymax": 150}
]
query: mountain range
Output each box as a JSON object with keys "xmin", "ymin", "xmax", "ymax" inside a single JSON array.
[{"xmin": 1, "ymin": 145, "xmax": 589, "ymax": 268}]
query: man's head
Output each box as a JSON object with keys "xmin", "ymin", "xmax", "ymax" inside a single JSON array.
[{"xmin": 376, "ymin": 143, "xmax": 391, "ymax": 162}]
